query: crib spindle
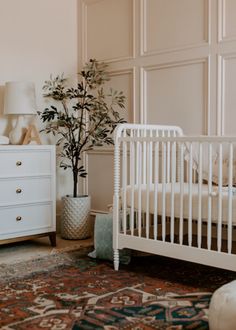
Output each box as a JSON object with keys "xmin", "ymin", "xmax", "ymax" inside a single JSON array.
[
  {"xmin": 170, "ymin": 140, "xmax": 176, "ymax": 243},
  {"xmin": 228, "ymin": 143, "xmax": 233, "ymax": 254},
  {"xmin": 149, "ymin": 130, "xmax": 153, "ymax": 184},
  {"xmin": 122, "ymin": 131, "xmax": 127, "ymax": 234},
  {"xmin": 142, "ymin": 129, "xmax": 147, "ymax": 184},
  {"xmin": 179, "ymin": 143, "xmax": 184, "ymax": 245},
  {"xmin": 162, "ymin": 141, "xmax": 166, "ymax": 242},
  {"xmin": 145, "ymin": 138, "xmax": 151, "ymax": 239},
  {"xmin": 136, "ymin": 130, "xmax": 140, "ymax": 184},
  {"xmin": 138, "ymin": 138, "xmax": 142, "ymax": 237},
  {"xmin": 207, "ymin": 143, "xmax": 212, "ymax": 250},
  {"xmin": 154, "ymin": 138, "xmax": 159, "ymax": 240},
  {"xmin": 188, "ymin": 143, "xmax": 193, "ymax": 247},
  {"xmin": 198, "ymin": 142, "xmax": 203, "ymax": 249},
  {"xmin": 167, "ymin": 130, "xmax": 171, "ymax": 183},
  {"xmin": 130, "ymin": 130, "xmax": 135, "ymax": 236},
  {"xmin": 217, "ymin": 143, "xmax": 223, "ymax": 252}
]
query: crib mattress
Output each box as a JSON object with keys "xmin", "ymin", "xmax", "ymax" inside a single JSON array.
[{"xmin": 125, "ymin": 183, "xmax": 236, "ymax": 224}]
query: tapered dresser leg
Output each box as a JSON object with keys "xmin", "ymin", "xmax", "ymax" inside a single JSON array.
[{"xmin": 49, "ymin": 232, "xmax": 57, "ymax": 247}]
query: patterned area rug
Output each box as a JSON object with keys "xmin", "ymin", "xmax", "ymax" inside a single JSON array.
[{"xmin": 0, "ymin": 251, "xmax": 235, "ymax": 330}]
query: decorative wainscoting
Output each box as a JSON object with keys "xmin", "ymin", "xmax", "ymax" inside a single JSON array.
[
  {"xmin": 140, "ymin": 57, "xmax": 210, "ymax": 134},
  {"xmin": 85, "ymin": 148, "xmax": 113, "ymax": 214},
  {"xmin": 78, "ymin": 0, "xmax": 236, "ymax": 214},
  {"xmin": 217, "ymin": 53, "xmax": 236, "ymax": 135},
  {"xmin": 140, "ymin": 0, "xmax": 210, "ymax": 56},
  {"xmin": 80, "ymin": 0, "xmax": 135, "ymax": 63},
  {"xmin": 218, "ymin": 0, "xmax": 236, "ymax": 43}
]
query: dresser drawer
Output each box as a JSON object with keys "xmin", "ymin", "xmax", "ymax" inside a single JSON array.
[
  {"xmin": 0, "ymin": 203, "xmax": 54, "ymax": 238},
  {"xmin": 0, "ymin": 150, "xmax": 51, "ymax": 177},
  {"xmin": 0, "ymin": 177, "xmax": 51, "ymax": 205}
]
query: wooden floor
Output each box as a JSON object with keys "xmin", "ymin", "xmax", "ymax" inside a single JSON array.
[{"xmin": 0, "ymin": 235, "xmax": 94, "ymax": 265}]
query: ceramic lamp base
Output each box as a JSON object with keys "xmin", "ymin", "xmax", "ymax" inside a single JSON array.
[{"xmin": 9, "ymin": 115, "xmax": 26, "ymax": 145}]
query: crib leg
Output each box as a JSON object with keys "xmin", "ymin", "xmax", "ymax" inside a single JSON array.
[{"xmin": 113, "ymin": 249, "xmax": 119, "ymax": 271}]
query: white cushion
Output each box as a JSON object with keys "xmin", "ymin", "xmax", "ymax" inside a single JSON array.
[
  {"xmin": 209, "ymin": 281, "xmax": 236, "ymax": 330},
  {"xmin": 125, "ymin": 183, "xmax": 236, "ymax": 224}
]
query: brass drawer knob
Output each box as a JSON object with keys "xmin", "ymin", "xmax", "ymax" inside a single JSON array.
[
  {"xmin": 16, "ymin": 161, "xmax": 22, "ymax": 166},
  {"xmin": 16, "ymin": 188, "xmax": 22, "ymax": 194},
  {"xmin": 16, "ymin": 216, "xmax": 22, "ymax": 221}
]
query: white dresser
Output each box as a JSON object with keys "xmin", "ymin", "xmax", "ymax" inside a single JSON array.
[{"xmin": 0, "ymin": 145, "xmax": 56, "ymax": 246}]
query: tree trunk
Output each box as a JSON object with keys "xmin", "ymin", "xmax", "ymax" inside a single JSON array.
[{"xmin": 73, "ymin": 170, "xmax": 78, "ymax": 197}]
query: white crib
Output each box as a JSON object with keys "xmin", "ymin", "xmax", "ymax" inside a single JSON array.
[{"xmin": 113, "ymin": 124, "xmax": 236, "ymax": 271}]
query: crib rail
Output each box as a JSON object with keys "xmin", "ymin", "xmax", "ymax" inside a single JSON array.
[{"xmin": 113, "ymin": 124, "xmax": 236, "ymax": 271}]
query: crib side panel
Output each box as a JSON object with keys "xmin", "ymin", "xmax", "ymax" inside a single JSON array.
[{"xmin": 114, "ymin": 123, "xmax": 236, "ymax": 271}]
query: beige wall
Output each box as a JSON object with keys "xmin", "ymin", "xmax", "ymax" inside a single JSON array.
[
  {"xmin": 0, "ymin": 0, "xmax": 78, "ymax": 208},
  {"xmin": 79, "ymin": 0, "xmax": 236, "ymax": 213},
  {"xmin": 2, "ymin": 0, "xmax": 236, "ymax": 216}
]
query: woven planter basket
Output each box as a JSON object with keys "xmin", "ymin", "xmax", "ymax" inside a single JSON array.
[{"xmin": 61, "ymin": 195, "xmax": 92, "ymax": 240}]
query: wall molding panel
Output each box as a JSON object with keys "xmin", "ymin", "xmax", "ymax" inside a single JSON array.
[
  {"xmin": 81, "ymin": 0, "xmax": 135, "ymax": 64},
  {"xmin": 217, "ymin": 53, "xmax": 236, "ymax": 135},
  {"xmin": 141, "ymin": 57, "xmax": 210, "ymax": 134},
  {"xmin": 140, "ymin": 0, "xmax": 211, "ymax": 57},
  {"xmin": 86, "ymin": 151, "xmax": 114, "ymax": 212},
  {"xmin": 108, "ymin": 68, "xmax": 135, "ymax": 123},
  {"xmin": 218, "ymin": 0, "xmax": 236, "ymax": 43}
]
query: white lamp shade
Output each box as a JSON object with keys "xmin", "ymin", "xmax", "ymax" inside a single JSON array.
[{"xmin": 4, "ymin": 81, "xmax": 37, "ymax": 115}]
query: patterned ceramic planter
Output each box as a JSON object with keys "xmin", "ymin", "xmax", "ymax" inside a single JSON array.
[{"xmin": 61, "ymin": 195, "xmax": 91, "ymax": 239}]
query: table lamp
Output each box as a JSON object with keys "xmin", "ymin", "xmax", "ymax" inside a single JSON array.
[{"xmin": 4, "ymin": 81, "xmax": 37, "ymax": 144}]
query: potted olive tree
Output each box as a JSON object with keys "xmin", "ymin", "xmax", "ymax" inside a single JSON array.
[{"xmin": 39, "ymin": 59, "xmax": 126, "ymax": 239}]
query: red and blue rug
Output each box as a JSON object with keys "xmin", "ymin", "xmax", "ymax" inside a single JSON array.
[{"xmin": 0, "ymin": 251, "xmax": 235, "ymax": 329}]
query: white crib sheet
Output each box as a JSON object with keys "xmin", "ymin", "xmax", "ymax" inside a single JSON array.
[{"xmin": 125, "ymin": 183, "xmax": 236, "ymax": 224}]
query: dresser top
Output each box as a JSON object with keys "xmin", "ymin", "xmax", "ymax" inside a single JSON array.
[{"xmin": 0, "ymin": 145, "xmax": 55, "ymax": 151}]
